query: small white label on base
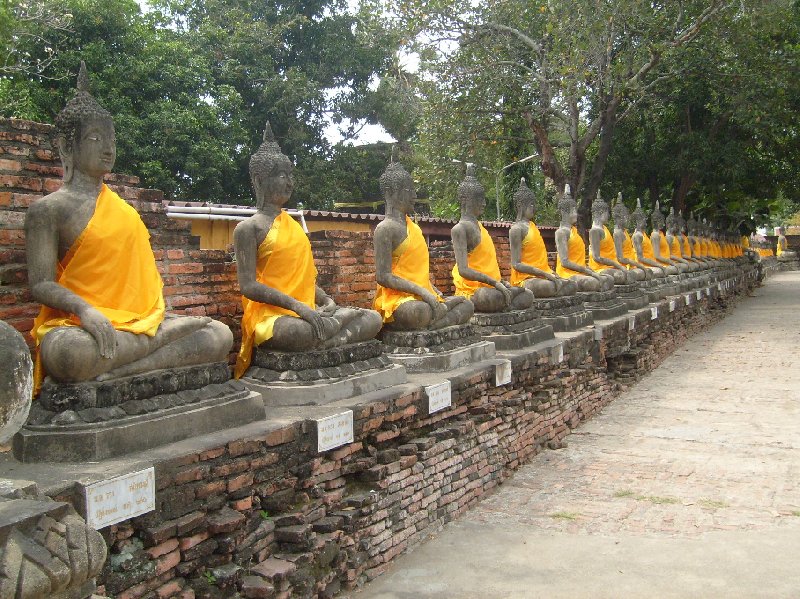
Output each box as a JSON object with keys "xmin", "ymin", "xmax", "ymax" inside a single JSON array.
[
  {"xmin": 316, "ymin": 411, "xmax": 354, "ymax": 453},
  {"xmin": 718, "ymin": 283, "xmax": 723, "ymax": 291},
  {"xmin": 705, "ymin": 287, "xmax": 711, "ymax": 296},
  {"xmin": 84, "ymin": 467, "xmax": 155, "ymax": 529},
  {"xmin": 628, "ymin": 315, "xmax": 635, "ymax": 331},
  {"xmin": 669, "ymin": 299, "xmax": 676, "ymax": 312},
  {"xmin": 426, "ymin": 381, "xmax": 452, "ymax": 414},
  {"xmin": 685, "ymin": 293, "xmax": 692, "ymax": 305},
  {"xmin": 593, "ymin": 326, "xmax": 603, "ymax": 341},
  {"xmin": 650, "ymin": 306, "xmax": 658, "ymax": 320},
  {"xmin": 551, "ymin": 343, "xmax": 564, "ymax": 363},
  {"xmin": 495, "ymin": 360, "xmax": 512, "ymax": 386},
  {"xmin": 696, "ymin": 290, "xmax": 702, "ymax": 300}
]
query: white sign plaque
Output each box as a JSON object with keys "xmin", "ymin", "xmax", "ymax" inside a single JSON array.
[
  {"xmin": 84, "ymin": 467, "xmax": 155, "ymax": 529},
  {"xmin": 696, "ymin": 290, "xmax": 702, "ymax": 300},
  {"xmin": 495, "ymin": 360, "xmax": 512, "ymax": 386},
  {"xmin": 316, "ymin": 411, "xmax": 354, "ymax": 453},
  {"xmin": 551, "ymin": 343, "xmax": 564, "ymax": 363},
  {"xmin": 718, "ymin": 283, "xmax": 723, "ymax": 291},
  {"xmin": 669, "ymin": 299, "xmax": 676, "ymax": 312},
  {"xmin": 684, "ymin": 293, "xmax": 692, "ymax": 305},
  {"xmin": 650, "ymin": 306, "xmax": 658, "ymax": 320},
  {"xmin": 426, "ymin": 381, "xmax": 452, "ymax": 414},
  {"xmin": 628, "ymin": 315, "xmax": 635, "ymax": 331},
  {"xmin": 705, "ymin": 287, "xmax": 711, "ymax": 297}
]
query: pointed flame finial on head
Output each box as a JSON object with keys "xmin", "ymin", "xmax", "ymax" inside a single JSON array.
[
  {"xmin": 263, "ymin": 121, "xmax": 275, "ymax": 143},
  {"xmin": 77, "ymin": 61, "xmax": 89, "ymax": 93}
]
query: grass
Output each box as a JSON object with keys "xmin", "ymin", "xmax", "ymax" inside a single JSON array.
[
  {"xmin": 791, "ymin": 510, "xmax": 800, "ymax": 517},
  {"xmin": 698, "ymin": 499, "xmax": 729, "ymax": 509},
  {"xmin": 550, "ymin": 511, "xmax": 581, "ymax": 520},
  {"xmin": 613, "ymin": 489, "xmax": 680, "ymax": 504}
]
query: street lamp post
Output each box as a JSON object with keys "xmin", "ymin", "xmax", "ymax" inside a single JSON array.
[{"xmin": 494, "ymin": 153, "xmax": 539, "ymax": 221}]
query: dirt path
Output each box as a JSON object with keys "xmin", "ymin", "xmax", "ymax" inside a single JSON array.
[{"xmin": 351, "ymin": 271, "xmax": 800, "ymax": 599}]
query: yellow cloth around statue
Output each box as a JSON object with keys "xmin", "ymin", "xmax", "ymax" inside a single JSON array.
[
  {"xmin": 656, "ymin": 233, "xmax": 672, "ymax": 264},
  {"xmin": 374, "ymin": 216, "xmax": 442, "ymax": 323},
  {"xmin": 31, "ymin": 184, "xmax": 165, "ymax": 395},
  {"xmin": 588, "ymin": 225, "xmax": 617, "ymax": 271},
  {"xmin": 556, "ymin": 226, "xmax": 587, "ymax": 278},
  {"xmin": 641, "ymin": 233, "xmax": 656, "ymax": 261},
  {"xmin": 669, "ymin": 235, "xmax": 682, "ymax": 258},
  {"xmin": 453, "ymin": 222, "xmax": 501, "ymax": 297},
  {"xmin": 622, "ymin": 230, "xmax": 638, "ymax": 268},
  {"xmin": 681, "ymin": 234, "xmax": 692, "ymax": 257},
  {"xmin": 235, "ymin": 211, "xmax": 317, "ymax": 378},
  {"xmin": 511, "ymin": 221, "xmax": 552, "ymax": 286}
]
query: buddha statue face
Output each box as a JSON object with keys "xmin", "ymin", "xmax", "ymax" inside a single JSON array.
[
  {"xmin": 591, "ymin": 192, "xmax": 609, "ymax": 225},
  {"xmin": 558, "ymin": 187, "xmax": 577, "ymax": 226},
  {"xmin": 69, "ymin": 116, "xmax": 116, "ymax": 180},
  {"xmin": 250, "ymin": 122, "xmax": 294, "ymax": 210},
  {"xmin": 380, "ymin": 162, "xmax": 416, "ymax": 215},
  {"xmin": 513, "ymin": 178, "xmax": 536, "ymax": 222},
  {"xmin": 458, "ymin": 164, "xmax": 486, "ymax": 218}
]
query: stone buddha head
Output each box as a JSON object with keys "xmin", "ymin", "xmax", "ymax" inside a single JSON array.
[
  {"xmin": 632, "ymin": 198, "xmax": 647, "ymax": 231},
  {"xmin": 249, "ymin": 122, "xmax": 294, "ymax": 210},
  {"xmin": 666, "ymin": 208, "xmax": 678, "ymax": 234},
  {"xmin": 591, "ymin": 190, "xmax": 609, "ymax": 225},
  {"xmin": 458, "ymin": 164, "xmax": 486, "ymax": 218},
  {"xmin": 380, "ymin": 161, "xmax": 415, "ymax": 216},
  {"xmin": 651, "ymin": 200, "xmax": 666, "ymax": 232},
  {"xmin": 513, "ymin": 177, "xmax": 536, "ymax": 222},
  {"xmin": 611, "ymin": 193, "xmax": 629, "ymax": 230},
  {"xmin": 558, "ymin": 185, "xmax": 578, "ymax": 226},
  {"xmin": 55, "ymin": 61, "xmax": 115, "ymax": 184}
]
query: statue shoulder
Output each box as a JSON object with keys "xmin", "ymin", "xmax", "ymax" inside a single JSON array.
[
  {"xmin": 374, "ymin": 218, "xmax": 406, "ymax": 248},
  {"xmin": 25, "ymin": 190, "xmax": 70, "ymax": 231}
]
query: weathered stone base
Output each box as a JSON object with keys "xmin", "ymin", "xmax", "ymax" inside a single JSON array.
[
  {"xmin": 613, "ymin": 283, "xmax": 649, "ymax": 310},
  {"xmin": 242, "ymin": 341, "xmax": 407, "ymax": 406},
  {"xmin": 244, "ymin": 364, "xmax": 407, "ymax": 407},
  {"xmin": 530, "ymin": 295, "xmax": 593, "ymax": 332},
  {"xmin": 470, "ymin": 308, "xmax": 555, "ymax": 350},
  {"xmin": 778, "ymin": 257, "xmax": 800, "ymax": 270},
  {"xmin": 578, "ymin": 289, "xmax": 629, "ymax": 320},
  {"xmin": 381, "ymin": 324, "xmax": 496, "ymax": 373},
  {"xmin": 14, "ymin": 383, "xmax": 264, "ymax": 463}
]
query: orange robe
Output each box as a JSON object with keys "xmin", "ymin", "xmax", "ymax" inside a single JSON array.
[
  {"xmin": 453, "ymin": 222, "xmax": 501, "ymax": 298},
  {"xmin": 641, "ymin": 233, "xmax": 657, "ymax": 261},
  {"xmin": 681, "ymin": 234, "xmax": 692, "ymax": 258},
  {"xmin": 556, "ymin": 226, "xmax": 587, "ymax": 278},
  {"xmin": 511, "ymin": 221, "xmax": 552, "ymax": 286},
  {"xmin": 31, "ymin": 184, "xmax": 165, "ymax": 394},
  {"xmin": 653, "ymin": 232, "xmax": 671, "ymax": 264},
  {"xmin": 588, "ymin": 225, "xmax": 618, "ymax": 271},
  {"xmin": 235, "ymin": 211, "xmax": 317, "ymax": 378},
  {"xmin": 622, "ymin": 230, "xmax": 638, "ymax": 268},
  {"xmin": 374, "ymin": 216, "xmax": 442, "ymax": 323},
  {"xmin": 669, "ymin": 236, "xmax": 682, "ymax": 259}
]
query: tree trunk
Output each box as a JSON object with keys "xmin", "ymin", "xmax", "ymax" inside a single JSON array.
[
  {"xmin": 647, "ymin": 173, "xmax": 661, "ymax": 207},
  {"xmin": 523, "ymin": 112, "xmax": 565, "ymax": 192},
  {"xmin": 580, "ymin": 99, "xmax": 620, "ymax": 232},
  {"xmin": 671, "ymin": 173, "xmax": 696, "ymax": 214}
]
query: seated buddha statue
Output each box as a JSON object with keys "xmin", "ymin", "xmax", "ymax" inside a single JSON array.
[
  {"xmin": 373, "ymin": 162, "xmax": 474, "ymax": 329},
  {"xmin": 25, "ymin": 63, "xmax": 233, "ymax": 394},
  {"xmin": 508, "ymin": 178, "xmax": 577, "ymax": 297},
  {"xmin": 776, "ymin": 227, "xmax": 796, "ymax": 260},
  {"xmin": 451, "ymin": 165, "xmax": 534, "ymax": 312},
  {"xmin": 666, "ymin": 208, "xmax": 697, "ymax": 272},
  {"xmin": 233, "ymin": 123, "xmax": 382, "ymax": 377},
  {"xmin": 630, "ymin": 199, "xmax": 668, "ymax": 278},
  {"xmin": 554, "ymin": 186, "xmax": 613, "ymax": 291},
  {"xmin": 587, "ymin": 191, "xmax": 633, "ymax": 285},
  {"xmin": 649, "ymin": 201, "xmax": 680, "ymax": 275},
  {"xmin": 688, "ymin": 216, "xmax": 712, "ymax": 265},
  {"xmin": 679, "ymin": 212, "xmax": 706, "ymax": 268},
  {"xmin": 610, "ymin": 194, "xmax": 648, "ymax": 281}
]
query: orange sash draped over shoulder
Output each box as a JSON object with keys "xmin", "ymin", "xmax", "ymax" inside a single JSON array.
[
  {"xmin": 622, "ymin": 230, "xmax": 637, "ymax": 267},
  {"xmin": 588, "ymin": 225, "xmax": 617, "ymax": 271},
  {"xmin": 31, "ymin": 184, "xmax": 165, "ymax": 393},
  {"xmin": 374, "ymin": 216, "xmax": 442, "ymax": 323},
  {"xmin": 556, "ymin": 226, "xmax": 587, "ymax": 278},
  {"xmin": 641, "ymin": 233, "xmax": 656, "ymax": 260},
  {"xmin": 681, "ymin": 234, "xmax": 692, "ymax": 257},
  {"xmin": 511, "ymin": 221, "xmax": 551, "ymax": 286},
  {"xmin": 654, "ymin": 233, "xmax": 671, "ymax": 264},
  {"xmin": 669, "ymin": 236, "xmax": 682, "ymax": 259},
  {"xmin": 453, "ymin": 222, "xmax": 501, "ymax": 298},
  {"xmin": 235, "ymin": 211, "xmax": 317, "ymax": 378}
]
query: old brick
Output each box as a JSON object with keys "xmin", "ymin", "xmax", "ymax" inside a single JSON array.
[
  {"xmin": 251, "ymin": 557, "xmax": 297, "ymax": 581},
  {"xmin": 207, "ymin": 507, "xmax": 246, "ymax": 534},
  {"xmin": 146, "ymin": 538, "xmax": 179, "ymax": 559}
]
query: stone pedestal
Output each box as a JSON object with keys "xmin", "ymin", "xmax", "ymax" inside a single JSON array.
[
  {"xmin": 578, "ymin": 289, "xmax": 628, "ymax": 320},
  {"xmin": 470, "ymin": 307, "xmax": 554, "ymax": 350},
  {"xmin": 530, "ymin": 295, "xmax": 593, "ymax": 332},
  {"xmin": 241, "ymin": 340, "xmax": 407, "ymax": 406},
  {"xmin": 381, "ymin": 325, "xmax": 495, "ymax": 373},
  {"xmin": 0, "ymin": 482, "xmax": 106, "ymax": 599},
  {"xmin": 14, "ymin": 363, "xmax": 264, "ymax": 463},
  {"xmin": 613, "ymin": 283, "xmax": 649, "ymax": 310},
  {"xmin": 0, "ymin": 321, "xmax": 32, "ymax": 445}
]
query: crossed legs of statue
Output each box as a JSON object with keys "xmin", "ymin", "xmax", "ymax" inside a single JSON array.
[
  {"xmin": 387, "ymin": 296, "xmax": 474, "ymax": 331},
  {"xmin": 522, "ymin": 277, "xmax": 578, "ymax": 298},
  {"xmin": 471, "ymin": 286, "xmax": 533, "ymax": 313},
  {"xmin": 264, "ymin": 308, "xmax": 383, "ymax": 352},
  {"xmin": 41, "ymin": 315, "xmax": 233, "ymax": 383}
]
